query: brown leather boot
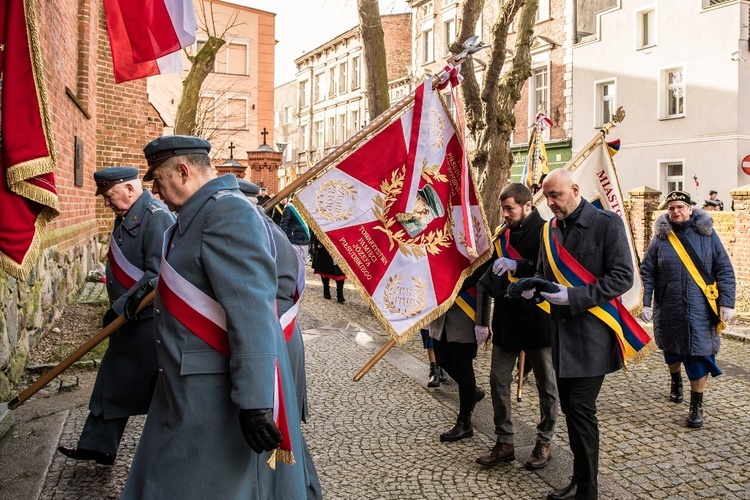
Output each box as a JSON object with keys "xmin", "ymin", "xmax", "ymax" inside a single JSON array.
[
  {"xmin": 475, "ymin": 441, "xmax": 515, "ymax": 466},
  {"xmin": 525, "ymin": 442, "xmax": 552, "ymax": 469}
]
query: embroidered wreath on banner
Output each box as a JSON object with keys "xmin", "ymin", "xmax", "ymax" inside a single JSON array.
[
  {"xmin": 420, "ymin": 158, "xmax": 448, "ymax": 185},
  {"xmin": 372, "ymin": 166, "xmax": 452, "ymax": 258},
  {"xmin": 315, "ymin": 179, "xmax": 356, "ymax": 222},
  {"xmin": 457, "ymin": 214, "xmax": 483, "ymax": 249},
  {"xmin": 383, "ymin": 274, "xmax": 428, "ymax": 317}
]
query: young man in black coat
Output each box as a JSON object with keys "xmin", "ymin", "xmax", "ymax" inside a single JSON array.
[{"xmin": 476, "ymin": 183, "xmax": 558, "ymax": 470}]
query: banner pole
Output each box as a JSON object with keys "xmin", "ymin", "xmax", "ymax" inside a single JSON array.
[
  {"xmin": 8, "ymin": 290, "xmax": 156, "ymax": 410},
  {"xmin": 353, "ymin": 339, "xmax": 396, "ymax": 382}
]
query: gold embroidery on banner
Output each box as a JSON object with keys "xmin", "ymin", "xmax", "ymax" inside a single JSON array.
[
  {"xmin": 372, "ymin": 166, "xmax": 452, "ymax": 258},
  {"xmin": 315, "ymin": 179, "xmax": 356, "ymax": 222},
  {"xmin": 428, "ymin": 109, "xmax": 446, "ymax": 149},
  {"xmin": 420, "ymin": 158, "xmax": 448, "ymax": 184},
  {"xmin": 383, "ymin": 274, "xmax": 427, "ymax": 317}
]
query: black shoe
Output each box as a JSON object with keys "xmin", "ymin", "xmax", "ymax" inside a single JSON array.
[
  {"xmin": 438, "ymin": 367, "xmax": 449, "ymax": 384},
  {"xmin": 57, "ymin": 446, "xmax": 115, "ymax": 465},
  {"xmin": 471, "ymin": 387, "xmax": 485, "ymax": 412},
  {"xmin": 427, "ymin": 364, "xmax": 440, "ymax": 388},
  {"xmin": 547, "ymin": 480, "xmax": 578, "ymax": 500},
  {"xmin": 440, "ymin": 415, "xmax": 473, "ymax": 442},
  {"xmin": 687, "ymin": 391, "xmax": 704, "ymax": 428},
  {"xmin": 670, "ymin": 371, "xmax": 683, "ymax": 403}
]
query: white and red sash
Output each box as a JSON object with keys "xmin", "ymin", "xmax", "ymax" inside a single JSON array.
[{"xmin": 108, "ymin": 239, "xmax": 145, "ymax": 289}]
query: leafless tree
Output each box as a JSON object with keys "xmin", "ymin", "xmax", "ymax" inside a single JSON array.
[
  {"xmin": 357, "ymin": 0, "xmax": 391, "ymax": 120},
  {"xmin": 452, "ymin": 0, "xmax": 538, "ymax": 223}
]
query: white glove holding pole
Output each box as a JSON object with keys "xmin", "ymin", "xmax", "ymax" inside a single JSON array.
[
  {"xmin": 474, "ymin": 325, "xmax": 490, "ymax": 345},
  {"xmin": 492, "ymin": 258, "xmax": 517, "ymax": 277},
  {"xmin": 540, "ymin": 283, "xmax": 570, "ymax": 306},
  {"xmin": 720, "ymin": 306, "xmax": 734, "ymax": 322},
  {"xmin": 639, "ymin": 306, "xmax": 653, "ymax": 323}
]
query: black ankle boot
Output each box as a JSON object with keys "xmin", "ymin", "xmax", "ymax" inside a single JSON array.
[
  {"xmin": 687, "ymin": 391, "xmax": 704, "ymax": 428},
  {"xmin": 440, "ymin": 414, "xmax": 473, "ymax": 442},
  {"xmin": 670, "ymin": 371, "xmax": 683, "ymax": 403},
  {"xmin": 427, "ymin": 363, "xmax": 440, "ymax": 388},
  {"xmin": 336, "ymin": 280, "xmax": 345, "ymax": 303},
  {"xmin": 322, "ymin": 279, "xmax": 331, "ymax": 299}
]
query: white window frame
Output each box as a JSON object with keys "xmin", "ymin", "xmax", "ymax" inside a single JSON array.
[
  {"xmin": 443, "ymin": 18, "xmax": 455, "ymax": 56},
  {"xmin": 662, "ymin": 160, "xmax": 685, "ymax": 194},
  {"xmin": 339, "ymin": 113, "xmax": 347, "ymax": 142},
  {"xmin": 313, "ymin": 120, "xmax": 324, "ymax": 149},
  {"xmin": 529, "ymin": 64, "xmax": 550, "ymax": 139},
  {"xmin": 660, "ymin": 66, "xmax": 685, "ymax": 119},
  {"xmin": 327, "ymin": 116, "xmax": 336, "ymax": 146},
  {"xmin": 313, "ymin": 73, "xmax": 323, "ymax": 103},
  {"xmin": 536, "ymin": 0, "xmax": 550, "ymax": 22},
  {"xmin": 351, "ymin": 109, "xmax": 360, "ymax": 134},
  {"xmin": 351, "ymin": 56, "xmax": 361, "ymax": 90},
  {"xmin": 595, "ymin": 78, "xmax": 616, "ymax": 128},
  {"xmin": 339, "ymin": 62, "xmax": 348, "ymax": 94},
  {"xmin": 422, "ymin": 28, "xmax": 434, "ymax": 64},
  {"xmin": 225, "ymin": 96, "xmax": 248, "ymax": 131},
  {"xmin": 636, "ymin": 7, "xmax": 657, "ymax": 50},
  {"xmin": 328, "ymin": 67, "xmax": 336, "ymax": 98},
  {"xmin": 284, "ymin": 105, "xmax": 293, "ymax": 125},
  {"xmin": 299, "ymin": 80, "xmax": 309, "ymax": 107}
]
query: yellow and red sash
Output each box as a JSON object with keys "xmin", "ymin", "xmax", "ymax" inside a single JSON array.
[
  {"xmin": 543, "ymin": 220, "xmax": 653, "ymax": 364},
  {"xmin": 157, "ymin": 225, "xmax": 295, "ymax": 466},
  {"xmin": 666, "ymin": 231, "xmax": 725, "ymax": 334},
  {"xmin": 494, "ymin": 228, "xmax": 550, "ymax": 313},
  {"xmin": 108, "ymin": 240, "xmax": 145, "ymax": 289}
]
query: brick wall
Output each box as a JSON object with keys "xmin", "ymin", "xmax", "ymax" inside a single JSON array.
[
  {"xmin": 0, "ymin": 0, "xmax": 165, "ymax": 398},
  {"xmin": 382, "ymin": 13, "xmax": 412, "ymax": 82}
]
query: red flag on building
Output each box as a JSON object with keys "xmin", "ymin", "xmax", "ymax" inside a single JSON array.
[
  {"xmin": 295, "ymin": 81, "xmax": 492, "ymax": 343},
  {"xmin": 103, "ymin": 0, "xmax": 197, "ymax": 83},
  {"xmin": 0, "ymin": 0, "xmax": 59, "ymax": 280}
]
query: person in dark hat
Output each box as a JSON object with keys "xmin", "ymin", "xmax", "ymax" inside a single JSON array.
[
  {"xmin": 238, "ymin": 178, "xmax": 322, "ymax": 500},
  {"xmin": 703, "ymin": 199, "xmax": 720, "ymax": 211},
  {"xmin": 708, "ymin": 190, "xmax": 724, "ymax": 211},
  {"xmin": 257, "ymin": 186, "xmax": 271, "ymax": 205},
  {"xmin": 121, "ymin": 136, "xmax": 306, "ymax": 499},
  {"xmin": 640, "ymin": 189, "xmax": 735, "ymax": 429},
  {"xmin": 58, "ymin": 166, "xmax": 174, "ymax": 465}
]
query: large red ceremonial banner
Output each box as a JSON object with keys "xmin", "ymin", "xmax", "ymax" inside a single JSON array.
[
  {"xmin": 296, "ymin": 82, "xmax": 491, "ymax": 343},
  {"xmin": 0, "ymin": 0, "xmax": 59, "ymax": 280}
]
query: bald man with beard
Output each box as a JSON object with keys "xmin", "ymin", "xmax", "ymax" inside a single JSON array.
[{"xmin": 532, "ymin": 169, "xmax": 633, "ymax": 500}]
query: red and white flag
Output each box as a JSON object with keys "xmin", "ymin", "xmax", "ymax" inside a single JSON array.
[
  {"xmin": 295, "ymin": 81, "xmax": 492, "ymax": 343},
  {"xmin": 0, "ymin": 0, "xmax": 59, "ymax": 280},
  {"xmin": 104, "ymin": 0, "xmax": 197, "ymax": 83}
]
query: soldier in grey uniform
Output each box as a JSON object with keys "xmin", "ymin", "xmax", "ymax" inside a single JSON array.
[
  {"xmin": 58, "ymin": 166, "xmax": 174, "ymax": 465},
  {"xmin": 238, "ymin": 179, "xmax": 322, "ymax": 499},
  {"xmin": 121, "ymin": 137, "xmax": 306, "ymax": 499}
]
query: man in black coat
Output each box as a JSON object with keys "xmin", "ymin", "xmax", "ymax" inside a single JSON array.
[
  {"xmin": 475, "ymin": 183, "xmax": 558, "ymax": 470},
  {"xmin": 532, "ymin": 169, "xmax": 633, "ymax": 500}
]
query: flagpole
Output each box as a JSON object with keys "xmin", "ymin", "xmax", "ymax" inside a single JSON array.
[
  {"xmin": 8, "ymin": 290, "xmax": 156, "ymax": 410},
  {"xmin": 353, "ymin": 339, "xmax": 396, "ymax": 382}
]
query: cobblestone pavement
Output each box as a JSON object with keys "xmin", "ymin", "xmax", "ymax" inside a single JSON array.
[{"xmin": 14, "ymin": 269, "xmax": 750, "ymax": 498}]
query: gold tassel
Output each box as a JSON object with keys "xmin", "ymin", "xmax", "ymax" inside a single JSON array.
[{"xmin": 266, "ymin": 449, "xmax": 296, "ymax": 470}]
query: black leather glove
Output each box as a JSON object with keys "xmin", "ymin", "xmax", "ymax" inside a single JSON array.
[
  {"xmin": 124, "ymin": 281, "xmax": 155, "ymax": 320},
  {"xmin": 102, "ymin": 308, "xmax": 118, "ymax": 328},
  {"xmin": 238, "ymin": 408, "xmax": 282, "ymax": 453},
  {"xmin": 506, "ymin": 277, "xmax": 559, "ymax": 300}
]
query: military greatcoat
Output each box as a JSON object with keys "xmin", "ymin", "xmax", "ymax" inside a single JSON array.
[
  {"xmin": 122, "ymin": 175, "xmax": 306, "ymax": 499},
  {"xmin": 92, "ymin": 190, "xmax": 173, "ymax": 419}
]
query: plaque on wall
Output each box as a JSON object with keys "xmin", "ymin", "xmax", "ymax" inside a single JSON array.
[{"xmin": 74, "ymin": 136, "xmax": 84, "ymax": 187}]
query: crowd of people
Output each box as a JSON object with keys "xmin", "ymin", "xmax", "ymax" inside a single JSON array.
[{"xmin": 58, "ymin": 133, "xmax": 737, "ymax": 500}]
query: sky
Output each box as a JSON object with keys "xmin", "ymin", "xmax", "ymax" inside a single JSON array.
[{"xmin": 230, "ymin": 0, "xmax": 411, "ymax": 84}]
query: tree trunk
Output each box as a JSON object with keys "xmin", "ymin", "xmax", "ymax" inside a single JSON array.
[
  {"xmin": 174, "ymin": 36, "xmax": 226, "ymax": 136},
  {"xmin": 357, "ymin": 0, "xmax": 390, "ymax": 120},
  {"xmin": 457, "ymin": 0, "xmax": 537, "ymax": 225}
]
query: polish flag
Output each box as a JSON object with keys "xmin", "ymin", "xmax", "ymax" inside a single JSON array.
[{"xmin": 104, "ymin": 0, "xmax": 197, "ymax": 84}]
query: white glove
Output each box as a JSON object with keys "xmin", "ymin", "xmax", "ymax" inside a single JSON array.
[
  {"xmin": 720, "ymin": 306, "xmax": 734, "ymax": 322},
  {"xmin": 474, "ymin": 325, "xmax": 490, "ymax": 345},
  {"xmin": 540, "ymin": 283, "xmax": 570, "ymax": 306},
  {"xmin": 639, "ymin": 306, "xmax": 653, "ymax": 323},
  {"xmin": 521, "ymin": 288, "xmax": 536, "ymax": 300},
  {"xmin": 492, "ymin": 257, "xmax": 517, "ymax": 276}
]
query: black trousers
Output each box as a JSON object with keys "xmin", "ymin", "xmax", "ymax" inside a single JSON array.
[
  {"xmin": 557, "ymin": 375, "xmax": 605, "ymax": 500},
  {"xmin": 433, "ymin": 336, "xmax": 477, "ymax": 417}
]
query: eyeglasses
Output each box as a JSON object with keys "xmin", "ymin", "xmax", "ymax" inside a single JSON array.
[{"xmin": 667, "ymin": 204, "xmax": 690, "ymax": 211}]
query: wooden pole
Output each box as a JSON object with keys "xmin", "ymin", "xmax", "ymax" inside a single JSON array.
[
  {"xmin": 8, "ymin": 290, "xmax": 156, "ymax": 410},
  {"xmin": 353, "ymin": 339, "xmax": 396, "ymax": 382},
  {"xmin": 516, "ymin": 351, "xmax": 526, "ymax": 402}
]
